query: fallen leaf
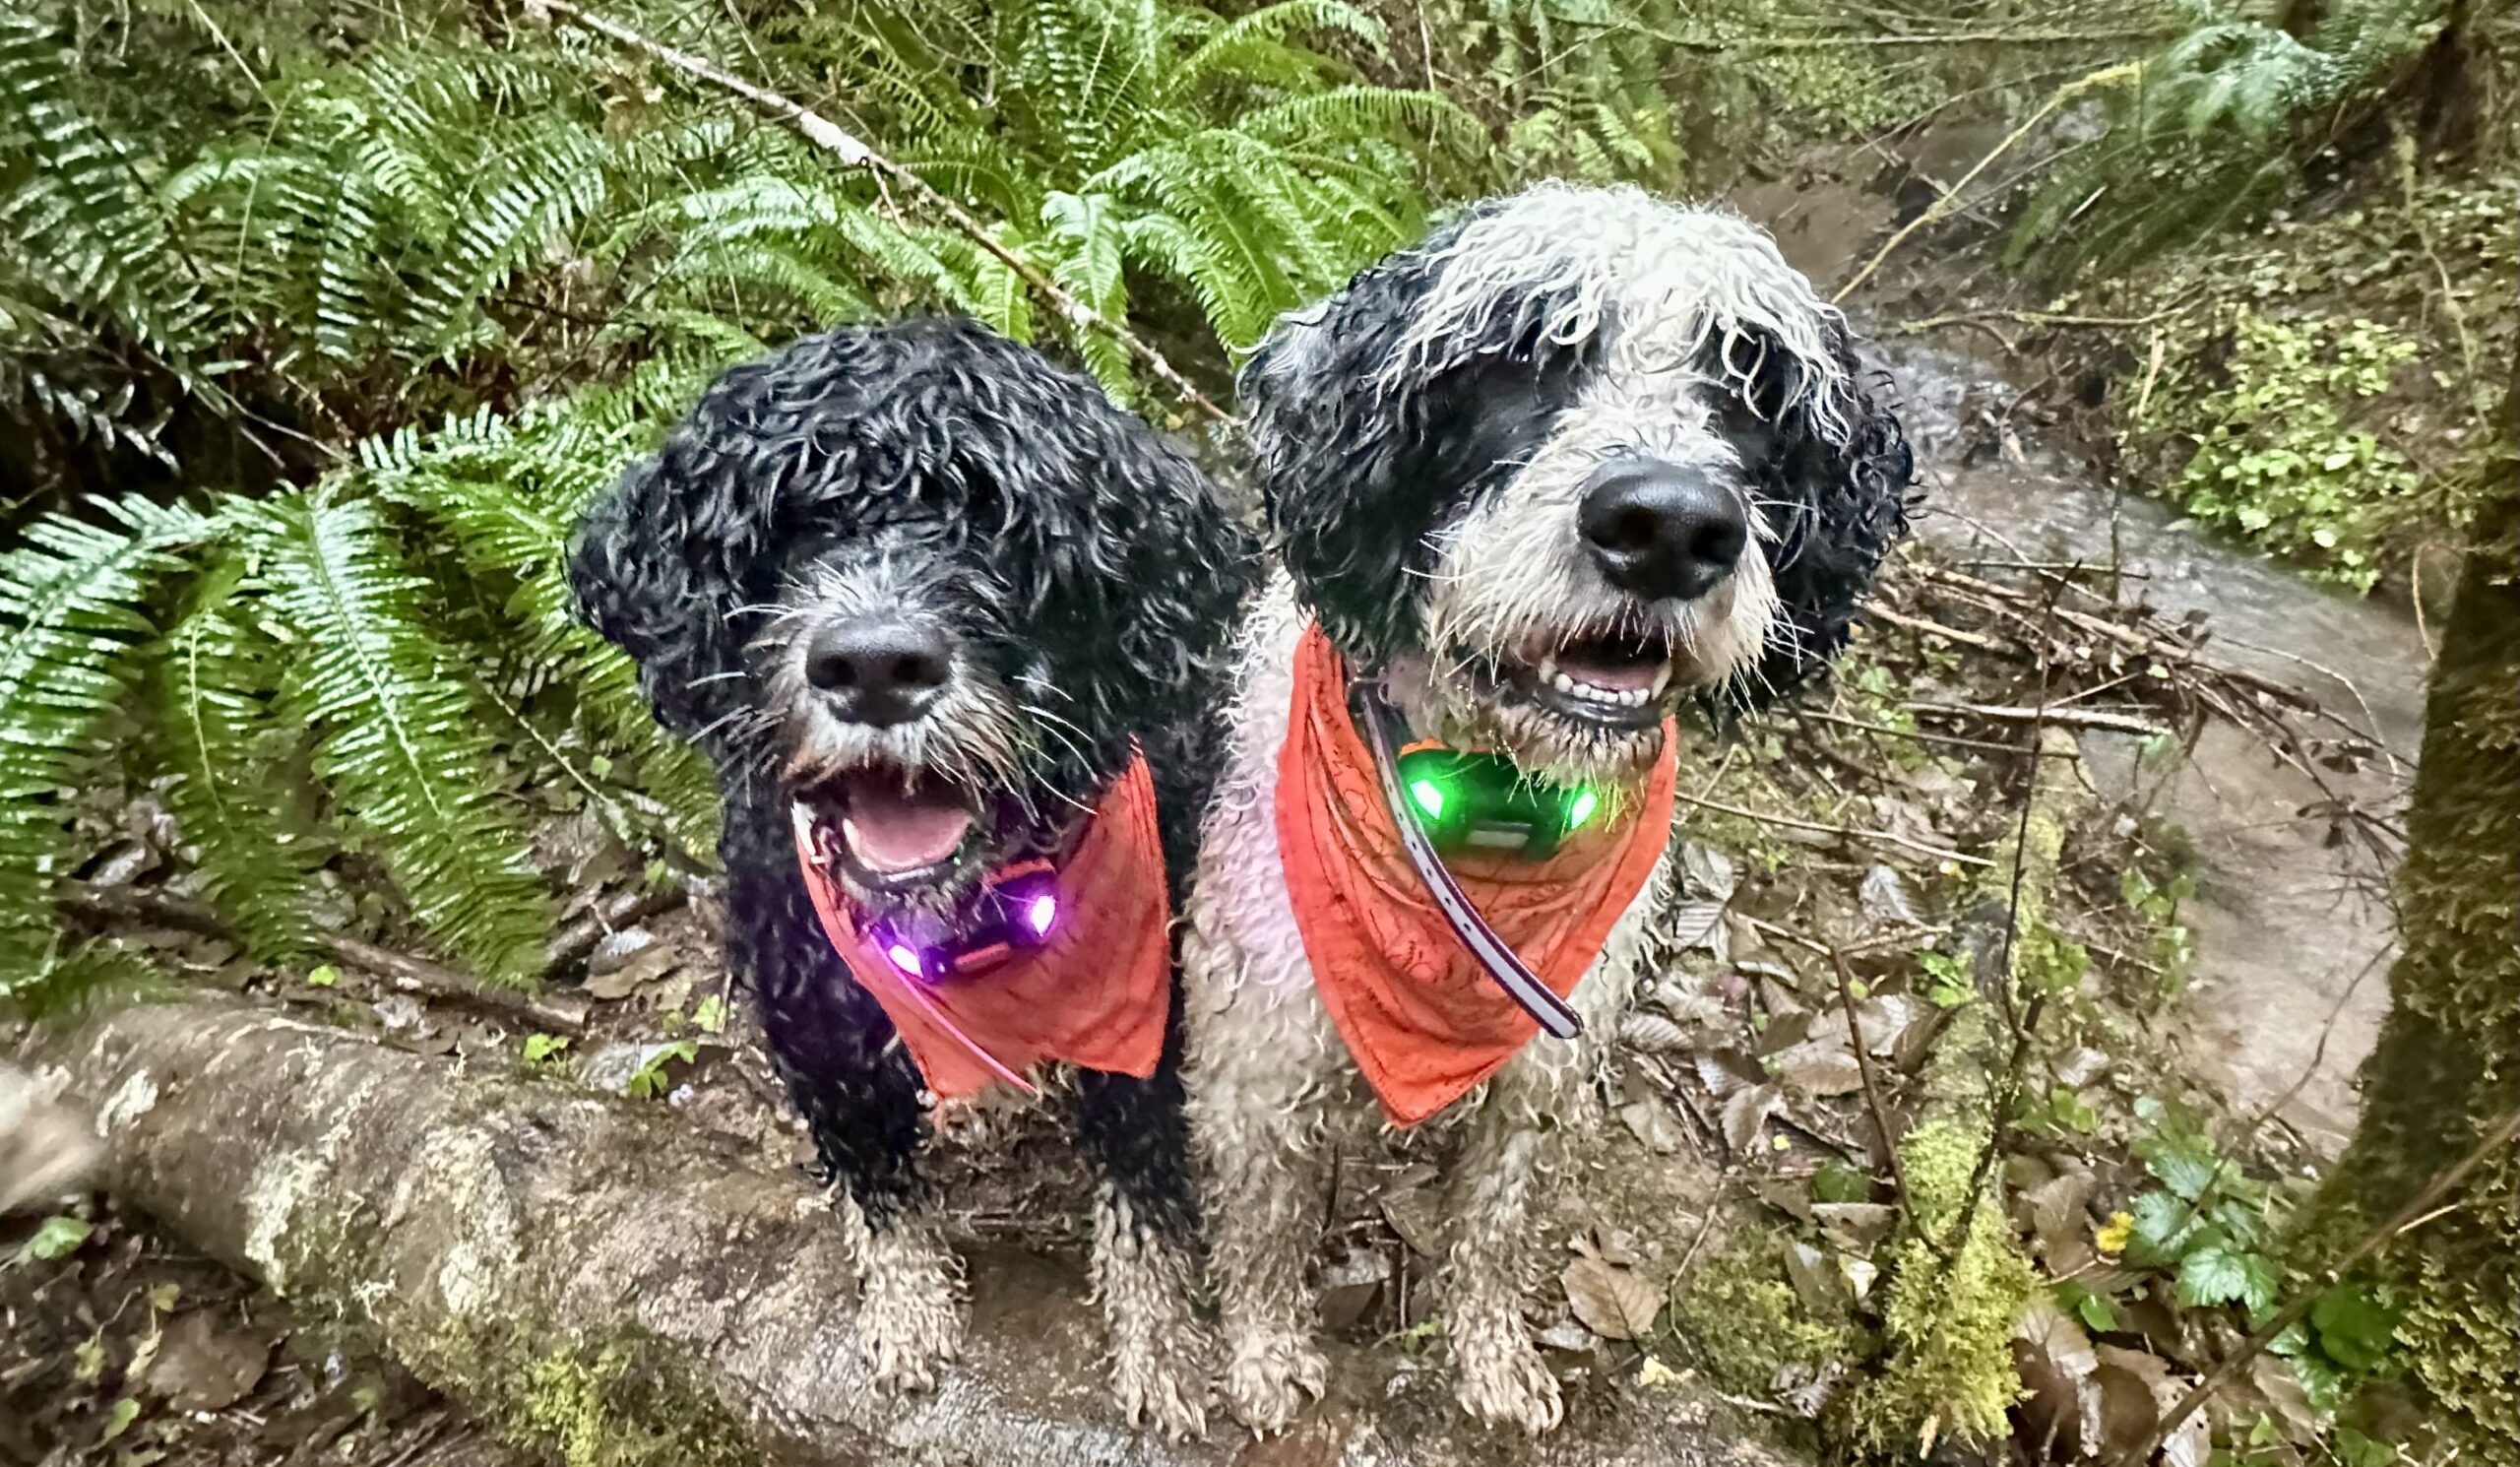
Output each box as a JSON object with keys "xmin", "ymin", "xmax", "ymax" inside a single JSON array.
[
  {"xmin": 1693, "ymin": 1050, "xmax": 1764, "ymax": 1099},
  {"xmin": 1618, "ymin": 1012, "xmax": 1691, "ymax": 1054},
  {"xmin": 1781, "ymin": 1241, "xmax": 1841, "ymax": 1312},
  {"xmin": 1535, "ymin": 1318, "xmax": 1599, "ymax": 1354},
  {"xmin": 1854, "ymin": 994, "xmax": 1922, "ymax": 1054},
  {"xmin": 145, "ymin": 1308, "xmax": 271, "ymax": 1412},
  {"xmin": 2245, "ymin": 1354, "xmax": 2321, "ymax": 1444},
  {"xmin": 2096, "ymin": 1344, "xmax": 2206, "ymax": 1467},
  {"xmin": 1314, "ymin": 1248, "xmax": 1390, "ymax": 1333},
  {"xmin": 2012, "ymin": 1296, "xmax": 2102, "ymax": 1457},
  {"xmin": 1811, "ymin": 1202, "xmax": 1896, "ymax": 1249},
  {"xmin": 1858, "ymin": 864, "xmax": 1921, "ymax": 926},
  {"xmin": 1771, "ymin": 1043, "xmax": 1865, "ymax": 1098},
  {"xmin": 2023, "ymin": 1171, "xmax": 2099, "ymax": 1274},
  {"xmin": 583, "ymin": 942, "xmax": 680, "ymax": 1002},
  {"xmin": 1618, "ymin": 1099, "xmax": 1684, "ymax": 1155},
  {"xmin": 1380, "ymin": 1179, "xmax": 1446, "ymax": 1258},
  {"xmin": 1680, "ymin": 842, "xmax": 1738, "ymax": 903},
  {"xmin": 1754, "ymin": 1007, "xmax": 1816, "ymax": 1056},
  {"xmin": 1637, "ymin": 1355, "xmax": 1685, "ymax": 1388},
  {"xmin": 1721, "ymin": 1082, "xmax": 1784, "ymax": 1155},
  {"xmin": 1561, "ymin": 1255, "xmax": 1663, "ymax": 1341},
  {"xmin": 586, "ymin": 925, "xmax": 660, "ymax": 975},
  {"xmin": 2053, "ymin": 1046, "xmax": 2112, "ymax": 1088},
  {"xmin": 1667, "ymin": 900, "xmax": 1730, "ymax": 955}
]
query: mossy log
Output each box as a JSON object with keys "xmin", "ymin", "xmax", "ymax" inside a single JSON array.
[
  {"xmin": 1852, "ymin": 727, "xmax": 2088, "ymax": 1456},
  {"xmin": 15, "ymin": 995, "xmax": 1771, "ymax": 1467}
]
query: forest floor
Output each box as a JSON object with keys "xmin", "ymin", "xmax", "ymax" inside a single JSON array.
[{"xmin": 2, "ymin": 134, "xmax": 2436, "ymax": 1467}]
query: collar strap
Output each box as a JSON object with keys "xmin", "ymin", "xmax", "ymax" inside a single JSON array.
[{"xmin": 1348, "ymin": 680, "xmax": 1585, "ymax": 1041}]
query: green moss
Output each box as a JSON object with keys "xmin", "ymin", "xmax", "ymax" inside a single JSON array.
[
  {"xmin": 1847, "ymin": 1119, "xmax": 2037, "ymax": 1457},
  {"xmin": 1669, "ymin": 1228, "xmax": 1860, "ymax": 1399},
  {"xmin": 509, "ymin": 1339, "xmax": 734, "ymax": 1467}
]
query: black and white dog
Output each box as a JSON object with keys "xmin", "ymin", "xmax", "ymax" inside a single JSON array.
[
  {"xmin": 1180, "ymin": 183, "xmax": 1912, "ymax": 1434},
  {"xmin": 570, "ymin": 317, "xmax": 1258, "ymax": 1435}
]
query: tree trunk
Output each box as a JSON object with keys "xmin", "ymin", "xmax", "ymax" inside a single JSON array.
[
  {"xmin": 2309, "ymin": 422, "xmax": 2518, "ymax": 1446},
  {"xmin": 13, "ymin": 995, "xmax": 1759, "ymax": 1467}
]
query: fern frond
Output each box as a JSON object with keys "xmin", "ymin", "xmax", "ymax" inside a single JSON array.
[
  {"xmin": 234, "ymin": 491, "xmax": 554, "ymax": 987},
  {"xmin": 0, "ymin": 496, "xmax": 208, "ymax": 971},
  {"xmin": 150, "ymin": 557, "xmax": 330, "ymax": 963},
  {"xmin": 1171, "ymin": 0, "xmax": 1388, "ymax": 96}
]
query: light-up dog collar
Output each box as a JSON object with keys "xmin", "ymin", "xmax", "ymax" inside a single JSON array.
[
  {"xmin": 1391, "ymin": 743, "xmax": 1604, "ymax": 860},
  {"xmin": 859, "ymin": 861, "xmax": 1062, "ymax": 984},
  {"xmin": 1349, "ymin": 682, "xmax": 1585, "ymax": 1041}
]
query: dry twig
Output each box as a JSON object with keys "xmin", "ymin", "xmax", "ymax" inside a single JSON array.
[
  {"xmin": 1668, "ymin": 790, "xmax": 1993, "ymax": 868},
  {"xmin": 1828, "ymin": 943, "xmax": 1919, "ymax": 1227}
]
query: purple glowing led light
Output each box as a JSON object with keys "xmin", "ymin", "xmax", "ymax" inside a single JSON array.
[
  {"xmin": 885, "ymin": 942, "xmax": 922, "ymax": 976},
  {"xmin": 1025, "ymin": 893, "xmax": 1058, "ymax": 937}
]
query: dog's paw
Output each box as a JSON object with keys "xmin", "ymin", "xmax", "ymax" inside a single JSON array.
[
  {"xmin": 1112, "ymin": 1339, "xmax": 1212, "ymax": 1441},
  {"xmin": 854, "ymin": 1232, "xmax": 965, "ymax": 1394},
  {"xmin": 1451, "ymin": 1315, "xmax": 1563, "ymax": 1435},
  {"xmin": 1221, "ymin": 1331, "xmax": 1328, "ymax": 1435}
]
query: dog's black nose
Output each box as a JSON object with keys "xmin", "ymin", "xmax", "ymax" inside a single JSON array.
[
  {"xmin": 1577, "ymin": 459, "xmax": 1748, "ymax": 602},
  {"xmin": 802, "ymin": 618, "xmax": 953, "ymax": 726}
]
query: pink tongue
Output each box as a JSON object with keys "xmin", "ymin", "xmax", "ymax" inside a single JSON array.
[
  {"xmin": 840, "ymin": 784, "xmax": 975, "ymax": 872},
  {"xmin": 1554, "ymin": 655, "xmax": 1661, "ymax": 692}
]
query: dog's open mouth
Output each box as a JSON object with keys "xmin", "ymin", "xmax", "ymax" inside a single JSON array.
[
  {"xmin": 795, "ymin": 763, "xmax": 984, "ymax": 891},
  {"xmin": 1480, "ymin": 625, "xmax": 1680, "ymax": 731}
]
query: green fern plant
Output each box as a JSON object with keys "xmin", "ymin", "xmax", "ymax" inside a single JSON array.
[
  {"xmin": 826, "ymin": 0, "xmax": 1474, "ymax": 374},
  {"xmin": 0, "ymin": 386, "xmax": 719, "ymax": 994},
  {"xmin": 0, "ymin": 497, "xmax": 208, "ymax": 976}
]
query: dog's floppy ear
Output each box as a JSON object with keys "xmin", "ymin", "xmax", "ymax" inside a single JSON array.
[
  {"xmin": 567, "ymin": 407, "xmax": 763, "ymax": 745},
  {"xmin": 1240, "ymin": 213, "xmax": 1598, "ymax": 668},
  {"xmin": 1719, "ymin": 320, "xmax": 1915, "ymax": 706}
]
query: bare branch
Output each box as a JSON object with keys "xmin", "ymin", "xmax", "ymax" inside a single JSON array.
[{"xmin": 1835, "ymin": 61, "xmax": 2143, "ymax": 301}]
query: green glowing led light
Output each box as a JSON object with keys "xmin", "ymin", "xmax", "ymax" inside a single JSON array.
[
  {"xmin": 1566, "ymin": 790, "xmax": 1599, "ymax": 829},
  {"xmin": 1409, "ymin": 779, "xmax": 1447, "ymax": 819}
]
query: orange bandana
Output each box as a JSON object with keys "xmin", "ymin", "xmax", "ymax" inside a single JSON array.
[
  {"xmin": 1275, "ymin": 623, "xmax": 1677, "ymax": 1127},
  {"xmin": 794, "ymin": 753, "xmax": 1172, "ymax": 1101}
]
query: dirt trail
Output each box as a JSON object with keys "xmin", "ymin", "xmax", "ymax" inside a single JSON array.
[{"xmin": 1880, "ymin": 338, "xmax": 2422, "ymax": 1154}]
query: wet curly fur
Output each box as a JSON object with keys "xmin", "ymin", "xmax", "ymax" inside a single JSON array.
[
  {"xmin": 568, "ymin": 316, "xmax": 1258, "ymax": 1435},
  {"xmin": 1180, "ymin": 184, "xmax": 1914, "ymax": 1435}
]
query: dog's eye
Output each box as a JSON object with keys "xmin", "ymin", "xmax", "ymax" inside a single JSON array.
[{"xmin": 1718, "ymin": 393, "xmax": 1784, "ymax": 473}]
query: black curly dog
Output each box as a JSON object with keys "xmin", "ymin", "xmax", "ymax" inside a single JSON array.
[{"xmin": 569, "ymin": 317, "xmax": 1256, "ymax": 1432}]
